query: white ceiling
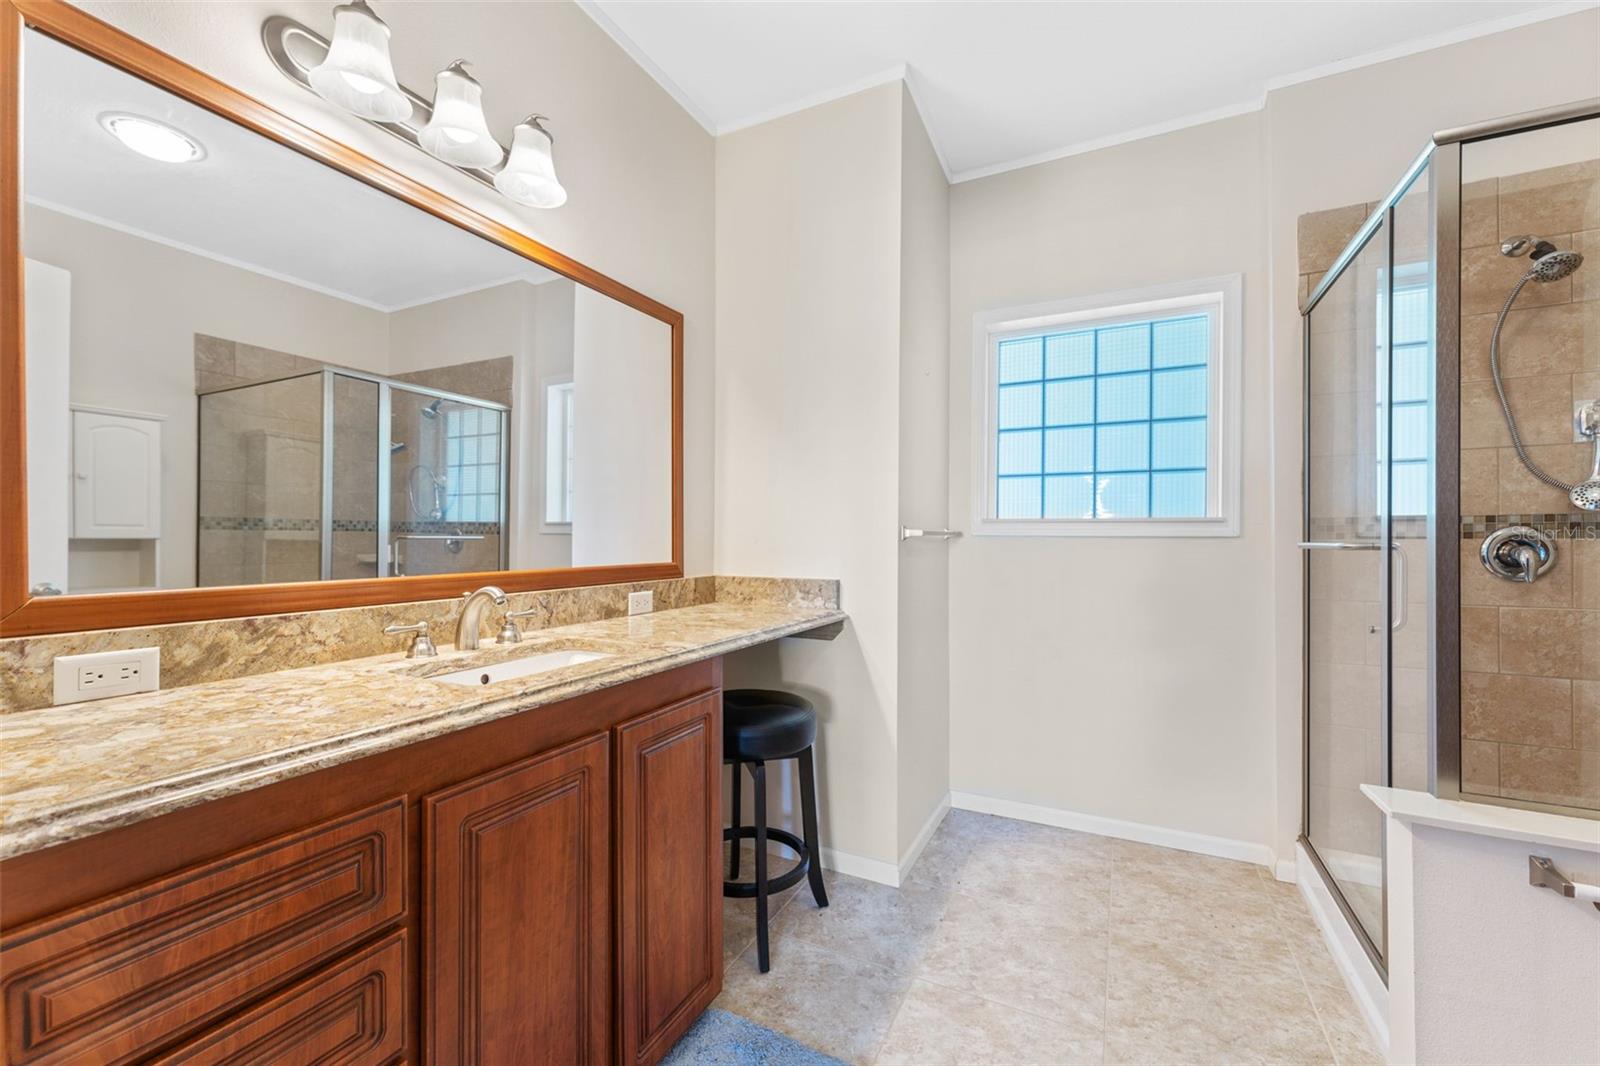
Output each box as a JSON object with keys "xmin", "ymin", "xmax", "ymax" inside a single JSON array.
[
  {"xmin": 583, "ymin": 0, "xmax": 1589, "ymax": 181},
  {"xmin": 23, "ymin": 29, "xmax": 556, "ymax": 311}
]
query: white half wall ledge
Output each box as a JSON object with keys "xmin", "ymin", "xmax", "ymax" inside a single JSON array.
[
  {"xmin": 1295, "ymin": 841, "xmax": 1390, "ymax": 1058},
  {"xmin": 948, "ymin": 790, "xmax": 1278, "ymax": 869},
  {"xmin": 1362, "ymin": 785, "xmax": 1600, "ymax": 853}
]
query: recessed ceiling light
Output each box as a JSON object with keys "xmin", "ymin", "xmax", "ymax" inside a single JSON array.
[{"xmin": 98, "ymin": 112, "xmax": 205, "ymax": 163}]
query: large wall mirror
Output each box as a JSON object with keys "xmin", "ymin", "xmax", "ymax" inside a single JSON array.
[{"xmin": 1, "ymin": 2, "xmax": 682, "ymax": 635}]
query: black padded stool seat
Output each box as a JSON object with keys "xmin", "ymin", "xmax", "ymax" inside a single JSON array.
[
  {"xmin": 723, "ymin": 689, "xmax": 817, "ymax": 761},
  {"xmin": 722, "ymin": 688, "xmax": 828, "ymax": 974}
]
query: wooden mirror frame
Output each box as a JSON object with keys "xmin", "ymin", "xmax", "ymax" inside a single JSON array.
[{"xmin": 0, "ymin": 0, "xmax": 684, "ymax": 637}]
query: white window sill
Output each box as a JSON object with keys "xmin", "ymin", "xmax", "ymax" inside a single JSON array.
[{"xmin": 971, "ymin": 515, "xmax": 1240, "ymax": 538}]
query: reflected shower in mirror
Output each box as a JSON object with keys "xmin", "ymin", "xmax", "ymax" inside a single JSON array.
[{"xmin": 20, "ymin": 28, "xmax": 672, "ymax": 596}]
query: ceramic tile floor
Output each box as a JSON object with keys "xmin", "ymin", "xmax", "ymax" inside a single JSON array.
[{"xmin": 713, "ymin": 809, "xmax": 1383, "ymax": 1066}]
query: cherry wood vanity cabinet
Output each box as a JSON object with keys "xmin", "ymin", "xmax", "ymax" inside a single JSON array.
[{"xmin": 0, "ymin": 659, "xmax": 724, "ymax": 1066}]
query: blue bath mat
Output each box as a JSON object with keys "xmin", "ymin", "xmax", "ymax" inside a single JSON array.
[{"xmin": 661, "ymin": 1009, "xmax": 845, "ymax": 1066}]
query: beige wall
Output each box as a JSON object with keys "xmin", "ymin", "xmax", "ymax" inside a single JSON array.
[
  {"xmin": 896, "ymin": 85, "xmax": 952, "ymax": 856},
  {"xmin": 947, "ymin": 114, "xmax": 1276, "ymax": 853},
  {"xmin": 70, "ymin": 0, "xmax": 718, "ymax": 577},
  {"xmin": 1265, "ymin": 8, "xmax": 1600, "ymax": 862},
  {"xmin": 716, "ymin": 83, "xmax": 906, "ymax": 871}
]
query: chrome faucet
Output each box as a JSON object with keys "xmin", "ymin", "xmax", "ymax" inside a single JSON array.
[{"xmin": 455, "ymin": 586, "xmax": 507, "ymax": 650}]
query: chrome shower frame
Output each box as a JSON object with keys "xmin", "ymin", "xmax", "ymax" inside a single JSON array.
[
  {"xmin": 196, "ymin": 366, "xmax": 511, "ymax": 580},
  {"xmin": 1298, "ymin": 95, "xmax": 1600, "ymax": 979}
]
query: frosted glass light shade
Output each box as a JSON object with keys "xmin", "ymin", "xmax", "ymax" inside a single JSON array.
[
  {"xmin": 308, "ymin": 0, "xmax": 411, "ymax": 123},
  {"xmin": 493, "ymin": 117, "xmax": 567, "ymax": 209},
  {"xmin": 419, "ymin": 62, "xmax": 502, "ymax": 168}
]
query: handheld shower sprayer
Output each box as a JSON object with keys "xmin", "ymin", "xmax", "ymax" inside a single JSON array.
[{"xmin": 1490, "ymin": 237, "xmax": 1595, "ymax": 510}]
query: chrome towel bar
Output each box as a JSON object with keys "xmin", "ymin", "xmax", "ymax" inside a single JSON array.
[
  {"xmin": 1530, "ymin": 855, "xmax": 1600, "ymax": 911},
  {"xmin": 901, "ymin": 527, "xmax": 963, "ymax": 542}
]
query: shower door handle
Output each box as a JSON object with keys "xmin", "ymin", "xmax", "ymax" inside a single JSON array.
[
  {"xmin": 1297, "ymin": 541, "xmax": 1406, "ymax": 631},
  {"xmin": 1389, "ymin": 543, "xmax": 1407, "ymax": 633}
]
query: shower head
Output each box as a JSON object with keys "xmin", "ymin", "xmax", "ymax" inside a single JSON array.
[
  {"xmin": 420, "ymin": 399, "xmax": 444, "ymax": 419},
  {"xmin": 1501, "ymin": 235, "xmax": 1584, "ymax": 281},
  {"xmin": 1528, "ymin": 249, "xmax": 1584, "ymax": 282}
]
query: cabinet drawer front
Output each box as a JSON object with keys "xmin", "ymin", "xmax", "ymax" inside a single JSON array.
[
  {"xmin": 1, "ymin": 799, "xmax": 405, "ymax": 1065},
  {"xmin": 152, "ymin": 931, "xmax": 406, "ymax": 1066}
]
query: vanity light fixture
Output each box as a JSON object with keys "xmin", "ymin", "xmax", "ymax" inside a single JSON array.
[
  {"xmin": 306, "ymin": 0, "xmax": 411, "ymax": 123},
  {"xmin": 262, "ymin": 3, "xmax": 566, "ymax": 209},
  {"xmin": 99, "ymin": 113, "xmax": 205, "ymax": 163},
  {"xmin": 419, "ymin": 61, "xmax": 503, "ymax": 169},
  {"xmin": 494, "ymin": 116, "xmax": 567, "ymax": 209}
]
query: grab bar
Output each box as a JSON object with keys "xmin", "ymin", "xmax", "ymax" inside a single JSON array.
[
  {"xmin": 1529, "ymin": 855, "xmax": 1600, "ymax": 912},
  {"xmin": 1298, "ymin": 541, "xmax": 1407, "ymax": 631}
]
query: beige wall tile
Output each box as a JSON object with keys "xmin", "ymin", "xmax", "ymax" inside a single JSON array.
[
  {"xmin": 1460, "ymin": 448, "xmax": 1500, "ymax": 513},
  {"xmin": 1498, "ymin": 161, "xmax": 1600, "ymax": 241},
  {"xmin": 1461, "ymin": 178, "xmax": 1498, "ymax": 248},
  {"xmin": 1299, "ymin": 204, "xmax": 1370, "ymax": 276},
  {"xmin": 1576, "ymin": 681, "xmax": 1600, "ymax": 751},
  {"xmin": 1460, "ymin": 302, "xmax": 1597, "ymax": 382},
  {"xmin": 1462, "ymin": 238, "xmax": 1572, "ymax": 317},
  {"xmin": 1497, "ymin": 445, "xmax": 1586, "ymax": 512},
  {"xmin": 1462, "ymin": 671, "xmax": 1572, "ymax": 746},
  {"xmin": 1498, "ymin": 743, "xmax": 1600, "ymax": 809},
  {"xmin": 1461, "ymin": 739, "xmax": 1501, "ymax": 794},
  {"xmin": 1583, "ymin": 610, "xmax": 1600, "ymax": 682},
  {"xmin": 1498, "ymin": 607, "xmax": 1585, "ymax": 678},
  {"xmin": 1462, "ymin": 606, "xmax": 1500, "ymax": 672},
  {"xmin": 1573, "ymin": 539, "xmax": 1600, "ymax": 610},
  {"xmin": 1573, "ymin": 229, "xmax": 1598, "ymax": 303},
  {"xmin": 1463, "ymin": 374, "xmax": 1573, "ymax": 450}
]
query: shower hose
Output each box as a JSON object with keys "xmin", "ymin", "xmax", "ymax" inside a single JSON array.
[{"xmin": 1489, "ymin": 269, "xmax": 1577, "ymax": 494}]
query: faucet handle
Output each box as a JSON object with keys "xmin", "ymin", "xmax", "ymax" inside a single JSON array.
[
  {"xmin": 495, "ymin": 608, "xmax": 540, "ymax": 645},
  {"xmin": 384, "ymin": 620, "xmax": 438, "ymax": 658}
]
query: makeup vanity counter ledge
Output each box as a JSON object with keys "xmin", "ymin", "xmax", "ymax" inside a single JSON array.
[{"xmin": 0, "ymin": 596, "xmax": 846, "ymax": 860}]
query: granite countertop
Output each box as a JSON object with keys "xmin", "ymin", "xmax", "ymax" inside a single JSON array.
[{"xmin": 0, "ymin": 600, "xmax": 845, "ymax": 860}]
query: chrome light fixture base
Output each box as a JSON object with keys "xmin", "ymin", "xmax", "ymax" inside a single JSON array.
[{"xmin": 261, "ymin": 13, "xmax": 560, "ymax": 206}]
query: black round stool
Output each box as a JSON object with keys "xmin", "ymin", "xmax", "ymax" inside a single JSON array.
[{"xmin": 723, "ymin": 689, "xmax": 829, "ymax": 973}]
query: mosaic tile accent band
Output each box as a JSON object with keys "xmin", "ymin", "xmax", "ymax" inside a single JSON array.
[
  {"xmin": 1460, "ymin": 513, "xmax": 1600, "ymax": 540},
  {"xmin": 1305, "ymin": 516, "xmax": 1429, "ymax": 541},
  {"xmin": 198, "ymin": 517, "xmax": 503, "ymax": 535}
]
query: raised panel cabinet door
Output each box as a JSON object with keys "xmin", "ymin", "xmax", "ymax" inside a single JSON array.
[
  {"xmin": 424, "ymin": 733, "xmax": 610, "ymax": 1066},
  {"xmin": 614, "ymin": 692, "xmax": 723, "ymax": 1066},
  {"xmin": 71, "ymin": 409, "xmax": 162, "ymax": 539}
]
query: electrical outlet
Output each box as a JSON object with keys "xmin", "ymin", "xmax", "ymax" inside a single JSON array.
[
  {"xmin": 628, "ymin": 590, "xmax": 653, "ymax": 616},
  {"xmin": 53, "ymin": 647, "xmax": 160, "ymax": 706}
]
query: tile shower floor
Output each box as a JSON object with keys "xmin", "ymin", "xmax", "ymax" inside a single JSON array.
[{"xmin": 713, "ymin": 810, "xmax": 1381, "ymax": 1065}]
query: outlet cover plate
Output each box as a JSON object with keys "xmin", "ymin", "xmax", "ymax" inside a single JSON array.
[
  {"xmin": 53, "ymin": 647, "xmax": 160, "ymax": 706},
  {"xmin": 628, "ymin": 590, "xmax": 653, "ymax": 616}
]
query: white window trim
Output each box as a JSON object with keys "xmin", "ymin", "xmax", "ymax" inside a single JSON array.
[
  {"xmin": 970, "ymin": 273, "xmax": 1243, "ymax": 538},
  {"xmin": 540, "ymin": 374, "xmax": 574, "ymax": 533}
]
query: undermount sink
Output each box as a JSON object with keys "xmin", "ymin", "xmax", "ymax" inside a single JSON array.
[{"xmin": 431, "ymin": 649, "xmax": 611, "ymax": 687}]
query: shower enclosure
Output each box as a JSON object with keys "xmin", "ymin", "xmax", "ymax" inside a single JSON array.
[
  {"xmin": 197, "ymin": 367, "xmax": 508, "ymax": 585},
  {"xmin": 1300, "ymin": 98, "xmax": 1599, "ymax": 976}
]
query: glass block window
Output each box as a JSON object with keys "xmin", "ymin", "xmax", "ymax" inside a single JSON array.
[
  {"xmin": 443, "ymin": 405, "xmax": 503, "ymax": 523},
  {"xmin": 993, "ymin": 313, "xmax": 1211, "ymax": 520},
  {"xmin": 1384, "ymin": 278, "xmax": 1432, "ymax": 517}
]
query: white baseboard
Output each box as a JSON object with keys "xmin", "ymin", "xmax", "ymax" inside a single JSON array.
[
  {"xmin": 1296, "ymin": 842, "xmax": 1389, "ymax": 1057},
  {"xmin": 819, "ymin": 846, "xmax": 900, "ymax": 887},
  {"xmin": 1317, "ymin": 846, "xmax": 1384, "ymax": 888},
  {"xmin": 949, "ymin": 791, "xmax": 1276, "ymax": 869},
  {"xmin": 1274, "ymin": 858, "xmax": 1298, "ymax": 883},
  {"xmin": 897, "ymin": 793, "xmax": 952, "ymax": 883}
]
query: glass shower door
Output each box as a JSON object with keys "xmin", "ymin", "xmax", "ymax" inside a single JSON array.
[{"xmin": 1303, "ymin": 210, "xmax": 1394, "ymax": 963}]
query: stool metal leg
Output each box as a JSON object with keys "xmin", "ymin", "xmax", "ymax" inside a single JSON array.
[
  {"xmin": 798, "ymin": 745, "xmax": 829, "ymax": 908},
  {"xmin": 729, "ymin": 760, "xmax": 742, "ymax": 880},
  {"xmin": 752, "ymin": 759, "xmax": 770, "ymax": 973}
]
